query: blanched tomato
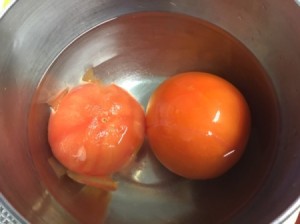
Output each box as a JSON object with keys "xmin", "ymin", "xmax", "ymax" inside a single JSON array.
[
  {"xmin": 146, "ymin": 72, "xmax": 251, "ymax": 179},
  {"xmin": 48, "ymin": 82, "xmax": 145, "ymax": 177}
]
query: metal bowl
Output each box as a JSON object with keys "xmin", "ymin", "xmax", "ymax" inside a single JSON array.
[{"xmin": 0, "ymin": 0, "xmax": 299, "ymax": 223}]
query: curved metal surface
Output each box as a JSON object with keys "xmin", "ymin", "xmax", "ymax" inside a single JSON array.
[{"xmin": 0, "ymin": 0, "xmax": 299, "ymax": 223}]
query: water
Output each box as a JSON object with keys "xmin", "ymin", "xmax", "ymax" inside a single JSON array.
[{"xmin": 28, "ymin": 12, "xmax": 280, "ymax": 223}]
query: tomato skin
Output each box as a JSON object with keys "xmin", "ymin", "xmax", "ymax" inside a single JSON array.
[
  {"xmin": 48, "ymin": 83, "xmax": 145, "ymax": 176},
  {"xmin": 146, "ymin": 72, "xmax": 251, "ymax": 179}
]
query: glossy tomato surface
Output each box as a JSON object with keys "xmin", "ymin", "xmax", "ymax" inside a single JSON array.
[
  {"xmin": 146, "ymin": 72, "xmax": 251, "ymax": 179},
  {"xmin": 48, "ymin": 82, "xmax": 145, "ymax": 176}
]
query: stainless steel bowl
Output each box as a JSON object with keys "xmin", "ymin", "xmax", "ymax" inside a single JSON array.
[{"xmin": 0, "ymin": 0, "xmax": 299, "ymax": 223}]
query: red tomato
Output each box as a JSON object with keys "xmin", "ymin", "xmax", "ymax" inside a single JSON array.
[
  {"xmin": 146, "ymin": 72, "xmax": 251, "ymax": 179},
  {"xmin": 48, "ymin": 82, "xmax": 145, "ymax": 177}
]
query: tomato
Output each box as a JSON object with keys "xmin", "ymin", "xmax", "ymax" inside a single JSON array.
[
  {"xmin": 48, "ymin": 82, "xmax": 145, "ymax": 178},
  {"xmin": 146, "ymin": 72, "xmax": 251, "ymax": 179}
]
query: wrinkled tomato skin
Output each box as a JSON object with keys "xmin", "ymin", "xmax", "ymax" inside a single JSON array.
[
  {"xmin": 146, "ymin": 72, "xmax": 251, "ymax": 179},
  {"xmin": 48, "ymin": 83, "xmax": 145, "ymax": 176}
]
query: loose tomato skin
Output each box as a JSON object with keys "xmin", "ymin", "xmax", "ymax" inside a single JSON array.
[
  {"xmin": 146, "ymin": 72, "xmax": 251, "ymax": 179},
  {"xmin": 48, "ymin": 82, "xmax": 145, "ymax": 176}
]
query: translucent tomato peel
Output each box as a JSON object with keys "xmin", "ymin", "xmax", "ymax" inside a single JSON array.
[{"xmin": 67, "ymin": 170, "xmax": 118, "ymax": 191}]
